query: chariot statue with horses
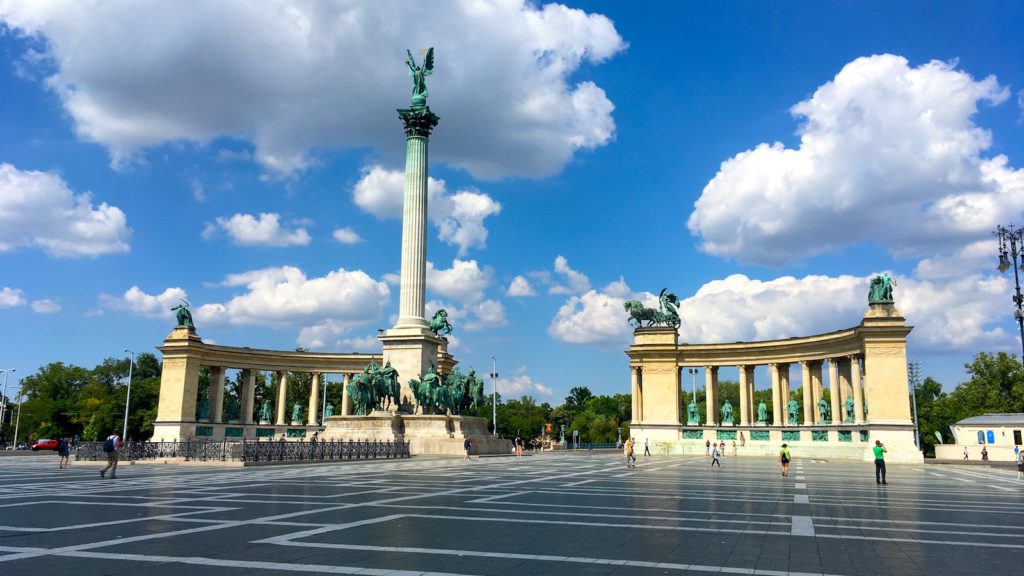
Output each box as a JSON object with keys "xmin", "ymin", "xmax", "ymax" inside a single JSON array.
[{"xmin": 623, "ymin": 288, "xmax": 681, "ymax": 328}]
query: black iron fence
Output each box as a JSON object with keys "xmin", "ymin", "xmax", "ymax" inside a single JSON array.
[{"xmin": 75, "ymin": 438, "xmax": 410, "ymax": 463}]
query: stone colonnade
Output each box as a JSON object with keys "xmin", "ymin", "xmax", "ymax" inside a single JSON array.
[
  {"xmin": 672, "ymin": 357, "xmax": 865, "ymax": 427},
  {"xmin": 627, "ymin": 303, "xmax": 921, "ymax": 463},
  {"xmin": 153, "ymin": 326, "xmax": 384, "ymax": 441}
]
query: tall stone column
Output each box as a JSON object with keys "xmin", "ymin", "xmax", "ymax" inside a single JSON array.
[
  {"xmin": 770, "ymin": 363, "xmax": 782, "ymax": 425},
  {"xmin": 241, "ymin": 369, "xmax": 256, "ymax": 425},
  {"xmin": 704, "ymin": 366, "xmax": 718, "ymax": 426},
  {"xmin": 839, "ymin": 359, "xmax": 852, "ymax": 422},
  {"xmin": 275, "ymin": 370, "xmax": 288, "ymax": 426},
  {"xmin": 307, "ymin": 372, "xmax": 320, "ymax": 426},
  {"xmin": 209, "ymin": 366, "xmax": 225, "ymax": 424},
  {"xmin": 801, "ymin": 361, "xmax": 812, "ymax": 425},
  {"xmin": 746, "ymin": 366, "xmax": 755, "ymax": 423},
  {"xmin": 828, "ymin": 359, "xmax": 841, "ymax": 425},
  {"xmin": 780, "ymin": 364, "xmax": 791, "ymax": 424},
  {"xmin": 811, "ymin": 362, "xmax": 824, "ymax": 423},
  {"xmin": 738, "ymin": 365, "xmax": 750, "ymax": 426},
  {"xmin": 630, "ymin": 367, "xmax": 640, "ymax": 424},
  {"xmin": 341, "ymin": 373, "xmax": 352, "ymax": 416},
  {"xmin": 851, "ymin": 355, "xmax": 864, "ymax": 424},
  {"xmin": 381, "ymin": 105, "xmax": 445, "ymax": 411}
]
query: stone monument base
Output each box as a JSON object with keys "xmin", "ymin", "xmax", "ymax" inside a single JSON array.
[{"xmin": 321, "ymin": 413, "xmax": 511, "ymax": 456}]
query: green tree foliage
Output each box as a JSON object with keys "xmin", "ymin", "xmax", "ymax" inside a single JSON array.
[{"xmin": 9, "ymin": 354, "xmax": 162, "ymax": 444}]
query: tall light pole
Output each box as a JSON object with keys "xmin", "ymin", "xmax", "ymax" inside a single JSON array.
[
  {"xmin": 13, "ymin": 386, "xmax": 23, "ymax": 447},
  {"xmin": 908, "ymin": 361, "xmax": 921, "ymax": 449},
  {"xmin": 0, "ymin": 369, "xmax": 14, "ymax": 437},
  {"xmin": 489, "ymin": 356, "xmax": 498, "ymax": 437},
  {"xmin": 995, "ymin": 224, "xmax": 1024, "ymax": 360},
  {"xmin": 122, "ymin": 350, "xmax": 135, "ymax": 440},
  {"xmin": 687, "ymin": 368, "xmax": 698, "ymax": 402}
]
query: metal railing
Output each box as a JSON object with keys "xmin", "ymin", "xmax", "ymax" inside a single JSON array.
[{"xmin": 75, "ymin": 439, "xmax": 410, "ymax": 463}]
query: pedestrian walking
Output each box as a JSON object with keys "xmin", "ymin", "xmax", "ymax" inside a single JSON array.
[
  {"xmin": 1016, "ymin": 450, "xmax": 1023, "ymax": 480},
  {"xmin": 705, "ymin": 439, "xmax": 711, "ymax": 455},
  {"xmin": 625, "ymin": 437, "xmax": 636, "ymax": 468},
  {"xmin": 644, "ymin": 438, "xmax": 651, "ymax": 456},
  {"xmin": 463, "ymin": 436, "xmax": 472, "ymax": 460},
  {"xmin": 981, "ymin": 446, "xmax": 989, "ymax": 461},
  {"xmin": 514, "ymin": 435, "xmax": 524, "ymax": 458},
  {"xmin": 739, "ymin": 432, "xmax": 745, "ymax": 448},
  {"xmin": 873, "ymin": 440, "xmax": 888, "ymax": 485},
  {"xmin": 963, "ymin": 447, "xmax": 968, "ymax": 460},
  {"xmin": 731, "ymin": 440, "xmax": 737, "ymax": 456},
  {"xmin": 719, "ymin": 440, "xmax": 726, "ymax": 458},
  {"xmin": 57, "ymin": 436, "xmax": 71, "ymax": 469},
  {"xmin": 779, "ymin": 443, "xmax": 791, "ymax": 477},
  {"xmin": 99, "ymin": 430, "xmax": 123, "ymax": 479},
  {"xmin": 710, "ymin": 444, "xmax": 721, "ymax": 468}
]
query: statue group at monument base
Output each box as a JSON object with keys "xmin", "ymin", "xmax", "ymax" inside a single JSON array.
[{"xmin": 322, "ymin": 413, "xmax": 512, "ymax": 456}]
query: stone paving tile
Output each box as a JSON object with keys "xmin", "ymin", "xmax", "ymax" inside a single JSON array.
[{"xmin": 1, "ymin": 453, "xmax": 1023, "ymax": 575}]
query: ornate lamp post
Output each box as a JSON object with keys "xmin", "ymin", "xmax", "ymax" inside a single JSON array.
[
  {"xmin": 0, "ymin": 369, "xmax": 14, "ymax": 435},
  {"xmin": 995, "ymin": 224, "xmax": 1024, "ymax": 360}
]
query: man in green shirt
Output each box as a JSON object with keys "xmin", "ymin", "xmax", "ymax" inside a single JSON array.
[{"xmin": 873, "ymin": 440, "xmax": 888, "ymax": 485}]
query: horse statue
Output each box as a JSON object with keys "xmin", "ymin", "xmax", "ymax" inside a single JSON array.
[
  {"xmin": 379, "ymin": 361, "xmax": 401, "ymax": 410},
  {"xmin": 428, "ymin": 309, "xmax": 453, "ymax": 336},
  {"xmin": 445, "ymin": 368, "xmax": 468, "ymax": 415},
  {"xmin": 623, "ymin": 288, "xmax": 681, "ymax": 328},
  {"xmin": 467, "ymin": 369, "xmax": 485, "ymax": 411}
]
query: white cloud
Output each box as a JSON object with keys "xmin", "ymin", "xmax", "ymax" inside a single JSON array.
[
  {"xmin": 549, "ymin": 255, "xmax": 591, "ymax": 294},
  {"xmin": 506, "ymin": 275, "xmax": 536, "ymax": 297},
  {"xmin": 100, "ymin": 286, "xmax": 187, "ymax": 317},
  {"xmin": 31, "ymin": 299, "xmax": 61, "ymax": 313},
  {"xmin": 352, "ymin": 166, "xmax": 500, "ymax": 255},
  {"xmin": 331, "ymin": 227, "xmax": 362, "ymax": 245},
  {"xmin": 0, "ymin": 287, "xmax": 26, "ymax": 307},
  {"xmin": 1, "ymin": 1, "xmax": 625, "ymax": 179},
  {"xmin": 202, "ymin": 212, "xmax": 311, "ymax": 247},
  {"xmin": 914, "ymin": 240, "xmax": 996, "ymax": 280},
  {"xmin": 0, "ymin": 163, "xmax": 130, "ymax": 257},
  {"xmin": 499, "ymin": 374, "xmax": 553, "ymax": 398},
  {"xmin": 296, "ymin": 322, "xmax": 381, "ymax": 352},
  {"xmin": 549, "ymin": 284, "xmax": 641, "ymax": 346},
  {"xmin": 426, "ymin": 259, "xmax": 493, "ymax": 304},
  {"xmin": 688, "ymin": 55, "xmax": 1021, "ymax": 266},
  {"xmin": 197, "ymin": 266, "xmax": 389, "ymax": 329},
  {"xmin": 465, "ymin": 299, "xmax": 507, "ymax": 331}
]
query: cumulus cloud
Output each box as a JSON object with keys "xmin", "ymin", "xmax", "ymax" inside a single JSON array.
[
  {"xmin": 506, "ymin": 275, "xmax": 536, "ymax": 297},
  {"xmin": 464, "ymin": 299, "xmax": 507, "ymax": 331},
  {"xmin": 499, "ymin": 374, "xmax": 553, "ymax": 398},
  {"xmin": 1, "ymin": 1, "xmax": 625, "ymax": 179},
  {"xmin": 549, "ymin": 278, "xmax": 647, "ymax": 346},
  {"xmin": 0, "ymin": 163, "xmax": 130, "ymax": 257},
  {"xmin": 352, "ymin": 166, "xmax": 501, "ymax": 255},
  {"xmin": 296, "ymin": 322, "xmax": 381, "ymax": 352},
  {"xmin": 548, "ymin": 269, "xmax": 1016, "ymax": 354},
  {"xmin": 331, "ymin": 227, "xmax": 362, "ymax": 245},
  {"xmin": 426, "ymin": 259, "xmax": 494, "ymax": 304},
  {"xmin": 31, "ymin": 299, "xmax": 61, "ymax": 313},
  {"xmin": 688, "ymin": 55, "xmax": 1022, "ymax": 266},
  {"xmin": 201, "ymin": 212, "xmax": 311, "ymax": 246},
  {"xmin": 0, "ymin": 287, "xmax": 26, "ymax": 307},
  {"xmin": 100, "ymin": 286, "xmax": 187, "ymax": 317},
  {"xmin": 196, "ymin": 266, "xmax": 390, "ymax": 328}
]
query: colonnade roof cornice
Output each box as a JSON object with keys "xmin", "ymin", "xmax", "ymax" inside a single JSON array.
[{"xmin": 158, "ymin": 339, "xmax": 382, "ymax": 373}]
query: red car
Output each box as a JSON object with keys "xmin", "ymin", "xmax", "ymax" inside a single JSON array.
[{"xmin": 31, "ymin": 439, "xmax": 58, "ymax": 451}]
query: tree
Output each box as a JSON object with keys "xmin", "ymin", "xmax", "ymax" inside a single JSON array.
[{"xmin": 951, "ymin": 352, "xmax": 1024, "ymax": 415}]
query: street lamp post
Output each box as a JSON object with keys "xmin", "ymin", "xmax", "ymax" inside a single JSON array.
[
  {"xmin": 489, "ymin": 356, "xmax": 498, "ymax": 437},
  {"xmin": 122, "ymin": 350, "xmax": 135, "ymax": 440},
  {"xmin": 687, "ymin": 367, "xmax": 698, "ymax": 402},
  {"xmin": 908, "ymin": 361, "xmax": 921, "ymax": 449},
  {"xmin": 0, "ymin": 369, "xmax": 14, "ymax": 437},
  {"xmin": 995, "ymin": 224, "xmax": 1024, "ymax": 360},
  {"xmin": 13, "ymin": 392, "xmax": 23, "ymax": 447}
]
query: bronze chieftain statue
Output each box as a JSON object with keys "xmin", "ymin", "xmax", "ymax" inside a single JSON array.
[
  {"xmin": 868, "ymin": 273, "xmax": 896, "ymax": 303},
  {"xmin": 171, "ymin": 299, "xmax": 194, "ymax": 328}
]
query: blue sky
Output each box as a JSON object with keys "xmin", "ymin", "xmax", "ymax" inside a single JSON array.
[{"xmin": 1, "ymin": 1, "xmax": 1023, "ymax": 403}]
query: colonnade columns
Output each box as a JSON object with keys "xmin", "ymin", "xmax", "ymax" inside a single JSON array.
[
  {"xmin": 341, "ymin": 373, "xmax": 352, "ymax": 416},
  {"xmin": 704, "ymin": 366, "xmax": 718, "ymax": 426},
  {"xmin": 208, "ymin": 366, "xmax": 225, "ymax": 423},
  {"xmin": 738, "ymin": 365, "xmax": 750, "ymax": 426},
  {"xmin": 275, "ymin": 370, "xmax": 288, "ymax": 426},
  {"xmin": 780, "ymin": 364, "xmax": 791, "ymax": 422},
  {"xmin": 241, "ymin": 369, "xmax": 256, "ymax": 425},
  {"xmin": 839, "ymin": 360, "xmax": 852, "ymax": 422},
  {"xmin": 828, "ymin": 360, "xmax": 841, "ymax": 425},
  {"xmin": 801, "ymin": 361, "xmax": 813, "ymax": 425},
  {"xmin": 851, "ymin": 355, "xmax": 865, "ymax": 424},
  {"xmin": 770, "ymin": 363, "xmax": 782, "ymax": 425},
  {"xmin": 307, "ymin": 372, "xmax": 320, "ymax": 426},
  {"xmin": 811, "ymin": 362, "xmax": 824, "ymax": 423},
  {"xmin": 744, "ymin": 366, "xmax": 755, "ymax": 424},
  {"xmin": 630, "ymin": 367, "xmax": 641, "ymax": 423}
]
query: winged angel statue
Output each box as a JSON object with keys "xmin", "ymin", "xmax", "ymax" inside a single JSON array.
[{"xmin": 406, "ymin": 47, "xmax": 434, "ymax": 108}]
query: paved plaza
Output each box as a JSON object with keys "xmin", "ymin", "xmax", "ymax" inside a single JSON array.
[{"xmin": 1, "ymin": 452, "xmax": 1022, "ymax": 576}]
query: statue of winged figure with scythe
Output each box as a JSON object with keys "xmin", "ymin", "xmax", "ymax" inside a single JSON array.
[{"xmin": 406, "ymin": 47, "xmax": 434, "ymax": 108}]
